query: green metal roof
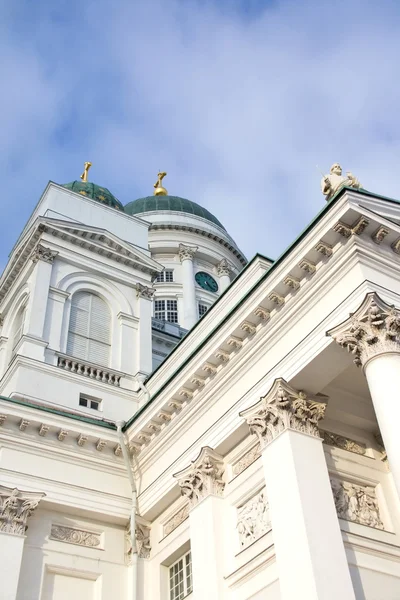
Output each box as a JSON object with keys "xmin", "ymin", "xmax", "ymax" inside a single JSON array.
[
  {"xmin": 124, "ymin": 195, "xmax": 226, "ymax": 231},
  {"xmin": 62, "ymin": 181, "xmax": 124, "ymax": 212}
]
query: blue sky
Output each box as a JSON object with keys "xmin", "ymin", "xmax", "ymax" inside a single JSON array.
[{"xmin": 2, "ymin": 0, "xmax": 400, "ymax": 267}]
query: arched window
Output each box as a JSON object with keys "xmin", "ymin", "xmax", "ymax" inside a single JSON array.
[{"xmin": 67, "ymin": 292, "xmax": 111, "ymax": 366}]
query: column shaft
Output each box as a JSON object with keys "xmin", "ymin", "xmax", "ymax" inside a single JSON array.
[
  {"xmin": 364, "ymin": 353, "xmax": 400, "ymax": 496},
  {"xmin": 262, "ymin": 430, "xmax": 355, "ymax": 600},
  {"xmin": 0, "ymin": 532, "xmax": 25, "ymax": 600},
  {"xmin": 181, "ymin": 258, "xmax": 197, "ymax": 329}
]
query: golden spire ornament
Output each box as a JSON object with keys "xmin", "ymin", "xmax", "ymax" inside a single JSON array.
[
  {"xmin": 80, "ymin": 161, "xmax": 92, "ymax": 183},
  {"xmin": 153, "ymin": 171, "xmax": 168, "ymax": 196}
]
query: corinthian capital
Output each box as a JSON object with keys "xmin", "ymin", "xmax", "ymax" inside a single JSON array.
[
  {"xmin": 0, "ymin": 485, "xmax": 45, "ymax": 535},
  {"xmin": 173, "ymin": 447, "xmax": 225, "ymax": 509},
  {"xmin": 178, "ymin": 243, "xmax": 197, "ymax": 262},
  {"xmin": 327, "ymin": 292, "xmax": 400, "ymax": 368},
  {"xmin": 216, "ymin": 258, "xmax": 231, "ymax": 277},
  {"xmin": 239, "ymin": 378, "xmax": 326, "ymax": 449},
  {"xmin": 31, "ymin": 244, "xmax": 58, "ymax": 264}
]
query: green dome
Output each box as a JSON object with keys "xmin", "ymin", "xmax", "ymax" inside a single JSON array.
[
  {"xmin": 62, "ymin": 181, "xmax": 124, "ymax": 211},
  {"xmin": 124, "ymin": 195, "xmax": 226, "ymax": 231}
]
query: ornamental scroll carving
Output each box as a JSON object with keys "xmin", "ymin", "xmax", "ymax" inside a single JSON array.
[
  {"xmin": 239, "ymin": 379, "xmax": 326, "ymax": 450},
  {"xmin": 322, "ymin": 431, "xmax": 366, "ymax": 456},
  {"xmin": 173, "ymin": 447, "xmax": 225, "ymax": 509},
  {"xmin": 126, "ymin": 521, "xmax": 151, "ymax": 560},
  {"xmin": 327, "ymin": 292, "xmax": 400, "ymax": 368},
  {"xmin": 135, "ymin": 283, "xmax": 155, "ymax": 300},
  {"xmin": 0, "ymin": 486, "xmax": 45, "ymax": 535},
  {"xmin": 217, "ymin": 259, "xmax": 231, "ymax": 277},
  {"xmin": 237, "ymin": 489, "xmax": 271, "ymax": 548},
  {"xmin": 50, "ymin": 525, "xmax": 101, "ymax": 548},
  {"xmin": 163, "ymin": 503, "xmax": 189, "ymax": 537},
  {"xmin": 331, "ymin": 478, "xmax": 384, "ymax": 529},
  {"xmin": 31, "ymin": 244, "xmax": 58, "ymax": 264},
  {"xmin": 232, "ymin": 443, "xmax": 261, "ymax": 477}
]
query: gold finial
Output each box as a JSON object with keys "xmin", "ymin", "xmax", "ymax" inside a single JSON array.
[
  {"xmin": 153, "ymin": 171, "xmax": 168, "ymax": 196},
  {"xmin": 80, "ymin": 161, "xmax": 92, "ymax": 183}
]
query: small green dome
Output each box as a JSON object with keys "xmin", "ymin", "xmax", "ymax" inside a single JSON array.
[
  {"xmin": 124, "ymin": 195, "xmax": 226, "ymax": 230},
  {"xmin": 62, "ymin": 181, "xmax": 124, "ymax": 211}
]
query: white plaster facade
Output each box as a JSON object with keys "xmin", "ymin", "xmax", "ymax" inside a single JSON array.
[{"xmin": 1, "ymin": 179, "xmax": 400, "ymax": 600}]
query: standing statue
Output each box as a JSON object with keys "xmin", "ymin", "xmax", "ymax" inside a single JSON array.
[{"xmin": 321, "ymin": 163, "xmax": 361, "ymax": 202}]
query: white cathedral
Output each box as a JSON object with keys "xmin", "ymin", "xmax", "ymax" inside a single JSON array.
[{"xmin": 1, "ymin": 162, "xmax": 400, "ymax": 600}]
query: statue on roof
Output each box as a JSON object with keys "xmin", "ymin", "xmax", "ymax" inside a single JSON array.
[
  {"xmin": 80, "ymin": 161, "xmax": 92, "ymax": 183},
  {"xmin": 153, "ymin": 171, "xmax": 168, "ymax": 196},
  {"xmin": 321, "ymin": 163, "xmax": 361, "ymax": 202}
]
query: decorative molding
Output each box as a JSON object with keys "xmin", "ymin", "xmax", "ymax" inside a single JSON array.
[
  {"xmin": 392, "ymin": 238, "xmax": 400, "ymax": 255},
  {"xmin": 374, "ymin": 433, "xmax": 387, "ymax": 462},
  {"xmin": 240, "ymin": 378, "xmax": 326, "ymax": 450},
  {"xmin": 135, "ymin": 283, "xmax": 155, "ymax": 300},
  {"xmin": 19, "ymin": 419, "xmax": 29, "ymax": 431},
  {"xmin": 191, "ymin": 376, "xmax": 206, "ymax": 388},
  {"xmin": 57, "ymin": 429, "xmax": 68, "ymax": 441},
  {"xmin": 96, "ymin": 439, "xmax": 107, "ymax": 452},
  {"xmin": 77, "ymin": 434, "xmax": 88, "ymax": 447},
  {"xmin": 315, "ymin": 241, "xmax": 333, "ymax": 256},
  {"xmin": 178, "ymin": 243, "xmax": 198, "ymax": 262},
  {"xmin": 39, "ymin": 424, "xmax": 49, "ymax": 437},
  {"xmin": 114, "ymin": 444, "xmax": 122, "ymax": 456},
  {"xmin": 227, "ymin": 336, "xmax": 242, "ymax": 349},
  {"xmin": 158, "ymin": 411, "xmax": 173, "ymax": 421},
  {"xmin": 334, "ymin": 222, "xmax": 352, "ymax": 238},
  {"xmin": 283, "ymin": 276, "xmax": 300, "ymax": 290},
  {"xmin": 0, "ymin": 415, "xmax": 7, "ymax": 426},
  {"xmin": 215, "ymin": 349, "xmax": 230, "ymax": 363},
  {"xmin": 322, "ymin": 430, "xmax": 366, "ymax": 456},
  {"xmin": 169, "ymin": 400, "xmax": 183, "ymax": 410},
  {"xmin": 31, "ymin": 244, "xmax": 58, "ymax": 264},
  {"xmin": 241, "ymin": 321, "xmax": 257, "ymax": 335},
  {"xmin": 163, "ymin": 503, "xmax": 189, "ymax": 537},
  {"xmin": 327, "ymin": 292, "xmax": 400, "ymax": 368},
  {"xmin": 179, "ymin": 388, "xmax": 193, "ymax": 400},
  {"xmin": 299, "ymin": 259, "xmax": 316, "ymax": 273},
  {"xmin": 268, "ymin": 292, "xmax": 285, "ymax": 306},
  {"xmin": 372, "ymin": 226, "xmax": 389, "ymax": 245},
  {"xmin": 174, "ymin": 447, "xmax": 225, "ymax": 509},
  {"xmin": 331, "ymin": 478, "xmax": 384, "ymax": 529},
  {"xmin": 147, "ymin": 422, "xmax": 161, "ymax": 433},
  {"xmin": 0, "ymin": 486, "xmax": 45, "ymax": 535},
  {"xmin": 216, "ymin": 258, "xmax": 231, "ymax": 277},
  {"xmin": 352, "ymin": 216, "xmax": 369, "ymax": 235},
  {"xmin": 254, "ymin": 307, "xmax": 270, "ymax": 321},
  {"xmin": 237, "ymin": 488, "xmax": 271, "ymax": 548},
  {"xmin": 50, "ymin": 524, "xmax": 101, "ymax": 547},
  {"xmin": 203, "ymin": 362, "xmax": 217, "ymax": 375},
  {"xmin": 126, "ymin": 522, "xmax": 151, "ymax": 560},
  {"xmin": 232, "ymin": 443, "xmax": 261, "ymax": 477}
]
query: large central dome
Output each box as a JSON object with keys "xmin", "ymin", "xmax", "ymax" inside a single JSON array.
[{"xmin": 124, "ymin": 195, "xmax": 226, "ymax": 231}]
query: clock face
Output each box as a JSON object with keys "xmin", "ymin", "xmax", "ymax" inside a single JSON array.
[{"xmin": 195, "ymin": 271, "xmax": 219, "ymax": 293}]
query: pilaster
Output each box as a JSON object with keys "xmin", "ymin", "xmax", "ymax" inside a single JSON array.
[
  {"xmin": 174, "ymin": 447, "xmax": 225, "ymax": 600},
  {"xmin": 0, "ymin": 486, "xmax": 45, "ymax": 600},
  {"xmin": 240, "ymin": 379, "xmax": 355, "ymax": 600},
  {"xmin": 216, "ymin": 259, "xmax": 232, "ymax": 292}
]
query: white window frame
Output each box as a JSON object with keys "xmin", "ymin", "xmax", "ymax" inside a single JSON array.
[
  {"xmin": 169, "ymin": 550, "xmax": 193, "ymax": 600},
  {"xmin": 67, "ymin": 292, "xmax": 111, "ymax": 366},
  {"xmin": 79, "ymin": 393, "xmax": 102, "ymax": 411},
  {"xmin": 156, "ymin": 269, "xmax": 174, "ymax": 283},
  {"xmin": 154, "ymin": 299, "xmax": 178, "ymax": 324}
]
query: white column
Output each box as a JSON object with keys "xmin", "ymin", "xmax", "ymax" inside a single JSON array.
[
  {"xmin": 174, "ymin": 447, "xmax": 225, "ymax": 600},
  {"xmin": 240, "ymin": 379, "xmax": 355, "ymax": 600},
  {"xmin": 178, "ymin": 244, "xmax": 198, "ymax": 330},
  {"xmin": 328, "ymin": 292, "xmax": 400, "ymax": 499},
  {"xmin": 0, "ymin": 486, "xmax": 45, "ymax": 600},
  {"xmin": 25, "ymin": 244, "xmax": 58, "ymax": 339},
  {"xmin": 135, "ymin": 284, "xmax": 155, "ymax": 376},
  {"xmin": 217, "ymin": 259, "xmax": 232, "ymax": 293}
]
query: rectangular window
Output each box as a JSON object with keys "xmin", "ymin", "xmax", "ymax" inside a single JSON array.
[
  {"xmin": 79, "ymin": 394, "xmax": 101, "ymax": 411},
  {"xmin": 169, "ymin": 551, "xmax": 192, "ymax": 600},
  {"xmin": 156, "ymin": 270, "xmax": 174, "ymax": 283},
  {"xmin": 154, "ymin": 299, "xmax": 178, "ymax": 324},
  {"xmin": 198, "ymin": 303, "xmax": 208, "ymax": 318}
]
